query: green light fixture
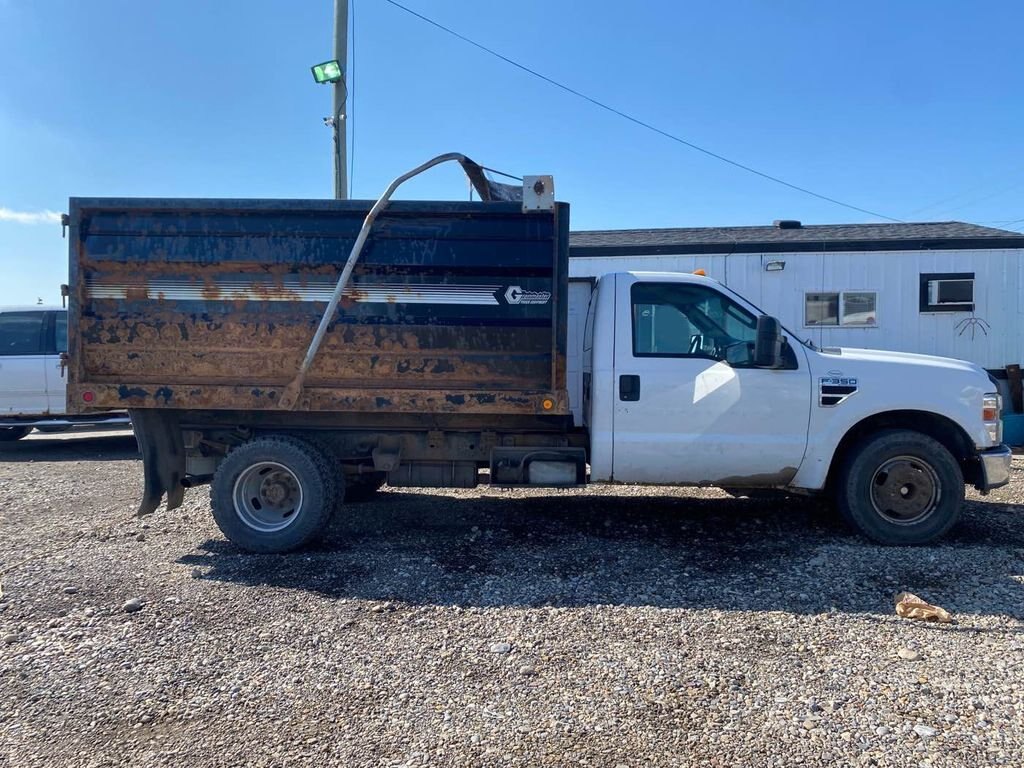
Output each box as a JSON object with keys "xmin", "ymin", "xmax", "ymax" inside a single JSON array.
[{"xmin": 311, "ymin": 59, "xmax": 344, "ymax": 84}]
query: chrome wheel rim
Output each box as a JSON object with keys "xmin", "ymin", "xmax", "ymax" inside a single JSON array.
[
  {"xmin": 869, "ymin": 455, "xmax": 940, "ymax": 525},
  {"xmin": 232, "ymin": 461, "xmax": 304, "ymax": 533}
]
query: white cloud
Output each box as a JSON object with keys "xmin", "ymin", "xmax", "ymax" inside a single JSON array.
[{"xmin": 0, "ymin": 207, "xmax": 62, "ymax": 225}]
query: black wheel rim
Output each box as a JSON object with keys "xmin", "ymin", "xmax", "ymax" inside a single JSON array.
[{"xmin": 869, "ymin": 455, "xmax": 941, "ymax": 526}]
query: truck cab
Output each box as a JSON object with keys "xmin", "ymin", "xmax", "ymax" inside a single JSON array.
[{"xmin": 581, "ymin": 271, "xmax": 1011, "ymax": 544}]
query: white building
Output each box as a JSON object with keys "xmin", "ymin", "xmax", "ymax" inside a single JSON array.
[{"xmin": 569, "ymin": 220, "xmax": 1024, "ymax": 375}]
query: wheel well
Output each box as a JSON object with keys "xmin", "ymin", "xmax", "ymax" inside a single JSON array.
[{"xmin": 826, "ymin": 410, "xmax": 979, "ymax": 490}]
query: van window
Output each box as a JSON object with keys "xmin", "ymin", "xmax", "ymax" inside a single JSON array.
[
  {"xmin": 0, "ymin": 312, "xmax": 46, "ymax": 356},
  {"xmin": 55, "ymin": 311, "xmax": 68, "ymax": 353}
]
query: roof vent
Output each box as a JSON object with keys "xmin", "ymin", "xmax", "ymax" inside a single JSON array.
[{"xmin": 773, "ymin": 219, "xmax": 802, "ymax": 229}]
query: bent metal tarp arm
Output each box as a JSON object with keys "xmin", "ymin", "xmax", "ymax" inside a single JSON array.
[{"xmin": 277, "ymin": 153, "xmax": 519, "ymax": 409}]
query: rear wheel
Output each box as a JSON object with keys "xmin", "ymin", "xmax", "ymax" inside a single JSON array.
[
  {"xmin": 836, "ymin": 429, "xmax": 963, "ymax": 545},
  {"xmin": 210, "ymin": 435, "xmax": 337, "ymax": 553},
  {"xmin": 0, "ymin": 427, "xmax": 31, "ymax": 442}
]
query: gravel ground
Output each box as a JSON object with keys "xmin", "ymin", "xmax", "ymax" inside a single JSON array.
[{"xmin": 1, "ymin": 431, "xmax": 1023, "ymax": 767}]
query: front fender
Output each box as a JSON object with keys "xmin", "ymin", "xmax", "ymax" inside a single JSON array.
[{"xmin": 791, "ymin": 402, "xmax": 984, "ymax": 491}]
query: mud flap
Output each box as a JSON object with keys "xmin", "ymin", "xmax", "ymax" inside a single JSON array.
[{"xmin": 130, "ymin": 409, "xmax": 185, "ymax": 516}]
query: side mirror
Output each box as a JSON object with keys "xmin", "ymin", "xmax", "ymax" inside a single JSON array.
[{"xmin": 754, "ymin": 315, "xmax": 783, "ymax": 368}]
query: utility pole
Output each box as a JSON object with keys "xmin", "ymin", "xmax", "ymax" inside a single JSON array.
[{"xmin": 333, "ymin": 0, "xmax": 349, "ymax": 199}]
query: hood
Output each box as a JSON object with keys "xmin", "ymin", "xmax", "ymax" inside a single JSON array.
[{"xmin": 817, "ymin": 346, "xmax": 984, "ymax": 376}]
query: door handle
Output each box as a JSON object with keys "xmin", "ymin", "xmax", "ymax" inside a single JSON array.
[{"xmin": 619, "ymin": 374, "xmax": 640, "ymax": 402}]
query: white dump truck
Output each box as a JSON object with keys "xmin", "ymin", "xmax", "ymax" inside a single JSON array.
[{"xmin": 64, "ymin": 157, "xmax": 1011, "ymax": 552}]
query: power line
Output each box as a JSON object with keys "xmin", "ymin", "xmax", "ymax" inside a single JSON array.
[
  {"xmin": 932, "ymin": 179, "xmax": 1024, "ymax": 218},
  {"xmin": 908, "ymin": 164, "xmax": 1024, "ymax": 216},
  {"xmin": 381, "ymin": 0, "xmax": 902, "ymax": 223}
]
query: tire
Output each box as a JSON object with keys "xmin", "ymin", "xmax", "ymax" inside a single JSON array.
[
  {"xmin": 344, "ymin": 473, "xmax": 387, "ymax": 503},
  {"xmin": 0, "ymin": 427, "xmax": 32, "ymax": 442},
  {"xmin": 210, "ymin": 435, "xmax": 338, "ymax": 553},
  {"xmin": 836, "ymin": 429, "xmax": 963, "ymax": 545}
]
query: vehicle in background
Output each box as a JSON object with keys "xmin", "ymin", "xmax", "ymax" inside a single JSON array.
[
  {"xmin": 0, "ymin": 305, "xmax": 129, "ymax": 440},
  {"xmin": 62, "ymin": 158, "xmax": 1012, "ymax": 553}
]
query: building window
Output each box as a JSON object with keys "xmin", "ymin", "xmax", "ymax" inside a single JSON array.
[
  {"xmin": 806, "ymin": 293, "xmax": 839, "ymax": 326},
  {"xmin": 919, "ymin": 272, "xmax": 974, "ymax": 312},
  {"xmin": 805, "ymin": 292, "xmax": 877, "ymax": 327}
]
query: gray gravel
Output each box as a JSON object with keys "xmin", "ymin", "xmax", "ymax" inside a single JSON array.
[{"xmin": 1, "ymin": 430, "xmax": 1023, "ymax": 766}]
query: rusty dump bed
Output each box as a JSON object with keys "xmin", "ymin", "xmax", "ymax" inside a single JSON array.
[{"xmin": 67, "ymin": 198, "xmax": 570, "ymax": 417}]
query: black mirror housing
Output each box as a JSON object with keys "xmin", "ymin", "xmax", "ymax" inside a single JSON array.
[{"xmin": 754, "ymin": 315, "xmax": 784, "ymax": 368}]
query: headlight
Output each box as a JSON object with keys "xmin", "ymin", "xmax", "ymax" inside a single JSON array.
[{"xmin": 983, "ymin": 393, "xmax": 1002, "ymax": 444}]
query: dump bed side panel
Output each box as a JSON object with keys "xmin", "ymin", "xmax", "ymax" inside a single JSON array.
[{"xmin": 68, "ymin": 199, "xmax": 569, "ymax": 416}]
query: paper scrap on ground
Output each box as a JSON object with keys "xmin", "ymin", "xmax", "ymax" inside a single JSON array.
[{"xmin": 894, "ymin": 592, "xmax": 953, "ymax": 623}]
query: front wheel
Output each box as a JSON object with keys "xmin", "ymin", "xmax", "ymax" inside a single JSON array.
[
  {"xmin": 836, "ymin": 429, "xmax": 963, "ymax": 545},
  {"xmin": 210, "ymin": 436, "xmax": 338, "ymax": 553}
]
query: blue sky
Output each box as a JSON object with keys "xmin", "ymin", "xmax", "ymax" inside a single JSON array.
[{"xmin": 1, "ymin": 0, "xmax": 1022, "ymax": 304}]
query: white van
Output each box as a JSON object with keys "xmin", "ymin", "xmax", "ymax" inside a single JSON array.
[{"xmin": 0, "ymin": 306, "xmax": 128, "ymax": 440}]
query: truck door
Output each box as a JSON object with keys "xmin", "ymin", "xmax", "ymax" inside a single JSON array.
[
  {"xmin": 611, "ymin": 276, "xmax": 812, "ymax": 485},
  {"xmin": 0, "ymin": 310, "xmax": 48, "ymax": 415}
]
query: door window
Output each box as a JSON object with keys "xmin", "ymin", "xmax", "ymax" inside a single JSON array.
[
  {"xmin": 0, "ymin": 312, "xmax": 45, "ymax": 356},
  {"xmin": 631, "ymin": 283, "xmax": 759, "ymax": 365}
]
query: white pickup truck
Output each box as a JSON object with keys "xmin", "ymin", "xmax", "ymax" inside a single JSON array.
[
  {"xmin": 575, "ymin": 271, "xmax": 1011, "ymax": 545},
  {"xmin": 0, "ymin": 305, "xmax": 128, "ymax": 440},
  {"xmin": 64, "ymin": 187, "xmax": 1012, "ymax": 553}
]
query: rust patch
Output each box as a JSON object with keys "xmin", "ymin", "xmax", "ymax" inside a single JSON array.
[
  {"xmin": 713, "ymin": 467, "xmax": 799, "ymax": 488},
  {"xmin": 74, "ymin": 256, "xmax": 568, "ymax": 416},
  {"xmin": 200, "ymin": 278, "xmax": 221, "ymax": 300}
]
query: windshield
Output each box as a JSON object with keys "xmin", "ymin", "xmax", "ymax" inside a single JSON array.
[{"xmin": 715, "ymin": 281, "xmax": 817, "ymax": 350}]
